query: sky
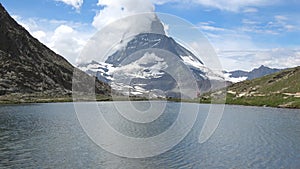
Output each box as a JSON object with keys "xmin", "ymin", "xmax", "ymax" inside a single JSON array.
[{"xmin": 1, "ymin": 0, "xmax": 300, "ymax": 71}]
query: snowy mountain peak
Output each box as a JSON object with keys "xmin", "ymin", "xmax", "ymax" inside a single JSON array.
[{"xmin": 106, "ymin": 33, "xmax": 203, "ymax": 66}]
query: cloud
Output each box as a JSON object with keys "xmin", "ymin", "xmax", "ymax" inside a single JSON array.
[
  {"xmin": 148, "ymin": 0, "xmax": 277, "ymax": 12},
  {"xmin": 219, "ymin": 49, "xmax": 300, "ymax": 71},
  {"xmin": 197, "ymin": 22, "xmax": 226, "ymax": 32},
  {"xmin": 194, "ymin": 22, "xmax": 258, "ymax": 51},
  {"xmin": 32, "ymin": 30, "xmax": 46, "ymax": 40},
  {"xmin": 240, "ymin": 15, "xmax": 298, "ymax": 35},
  {"xmin": 55, "ymin": 0, "xmax": 83, "ymax": 10},
  {"xmin": 92, "ymin": 0, "xmax": 155, "ymax": 29},
  {"xmin": 193, "ymin": 0, "xmax": 272, "ymax": 12},
  {"xmin": 284, "ymin": 25, "xmax": 295, "ymax": 31},
  {"xmin": 151, "ymin": 0, "xmax": 176, "ymax": 5},
  {"xmin": 13, "ymin": 15, "xmax": 93, "ymax": 64},
  {"xmin": 243, "ymin": 7, "xmax": 258, "ymax": 13},
  {"xmin": 274, "ymin": 15, "xmax": 288, "ymax": 21},
  {"xmin": 48, "ymin": 25, "xmax": 87, "ymax": 64},
  {"xmin": 242, "ymin": 19, "xmax": 260, "ymax": 25},
  {"xmin": 190, "ymin": 16, "xmax": 300, "ymax": 71}
]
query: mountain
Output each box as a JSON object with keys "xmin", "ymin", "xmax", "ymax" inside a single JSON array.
[
  {"xmin": 202, "ymin": 66, "xmax": 300, "ymax": 108},
  {"xmin": 78, "ymin": 33, "xmax": 225, "ymax": 99},
  {"xmin": 224, "ymin": 65, "xmax": 282, "ymax": 83},
  {"xmin": 0, "ymin": 4, "xmax": 111, "ymax": 103},
  {"xmin": 105, "ymin": 33, "xmax": 204, "ymax": 66}
]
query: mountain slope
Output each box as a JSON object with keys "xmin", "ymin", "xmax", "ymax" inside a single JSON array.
[
  {"xmin": 225, "ymin": 66, "xmax": 300, "ymax": 108},
  {"xmin": 224, "ymin": 65, "xmax": 282, "ymax": 83},
  {"xmin": 0, "ymin": 4, "xmax": 111, "ymax": 103}
]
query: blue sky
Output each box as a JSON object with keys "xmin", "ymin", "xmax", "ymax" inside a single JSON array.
[{"xmin": 1, "ymin": 0, "xmax": 300, "ymax": 71}]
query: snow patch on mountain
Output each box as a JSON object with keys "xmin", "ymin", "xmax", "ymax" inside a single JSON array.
[
  {"xmin": 180, "ymin": 55, "xmax": 224, "ymax": 81},
  {"xmin": 224, "ymin": 73, "xmax": 248, "ymax": 83},
  {"xmin": 114, "ymin": 52, "xmax": 167, "ymax": 79},
  {"xmin": 181, "ymin": 55, "xmax": 203, "ymax": 68}
]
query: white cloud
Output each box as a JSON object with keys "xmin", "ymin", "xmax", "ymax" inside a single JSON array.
[
  {"xmin": 198, "ymin": 24, "xmax": 226, "ymax": 32},
  {"xmin": 151, "ymin": 0, "xmax": 175, "ymax": 5},
  {"xmin": 193, "ymin": 0, "xmax": 271, "ymax": 12},
  {"xmin": 92, "ymin": 0, "xmax": 155, "ymax": 29},
  {"xmin": 149, "ymin": 0, "xmax": 277, "ymax": 12},
  {"xmin": 243, "ymin": 7, "xmax": 258, "ymax": 13},
  {"xmin": 219, "ymin": 49, "xmax": 300, "ymax": 71},
  {"xmin": 242, "ymin": 19, "xmax": 260, "ymax": 25},
  {"xmin": 184, "ymin": 19, "xmax": 300, "ymax": 71},
  {"xmin": 32, "ymin": 30, "xmax": 46, "ymax": 40},
  {"xmin": 48, "ymin": 25, "xmax": 87, "ymax": 64},
  {"xmin": 192, "ymin": 19, "xmax": 300, "ymax": 71},
  {"xmin": 196, "ymin": 22, "xmax": 258, "ymax": 51},
  {"xmin": 284, "ymin": 25, "xmax": 295, "ymax": 31},
  {"xmin": 274, "ymin": 15, "xmax": 288, "ymax": 21},
  {"xmin": 56, "ymin": 0, "xmax": 83, "ymax": 10},
  {"xmin": 240, "ymin": 15, "xmax": 298, "ymax": 34},
  {"xmin": 13, "ymin": 15, "xmax": 93, "ymax": 64}
]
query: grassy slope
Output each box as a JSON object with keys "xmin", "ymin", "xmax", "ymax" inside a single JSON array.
[{"xmin": 224, "ymin": 66, "xmax": 300, "ymax": 108}]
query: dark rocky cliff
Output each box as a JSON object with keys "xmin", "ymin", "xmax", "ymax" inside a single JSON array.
[{"xmin": 0, "ymin": 3, "xmax": 110, "ymax": 101}]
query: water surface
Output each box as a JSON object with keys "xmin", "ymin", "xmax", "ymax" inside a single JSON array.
[{"xmin": 0, "ymin": 102, "xmax": 299, "ymax": 168}]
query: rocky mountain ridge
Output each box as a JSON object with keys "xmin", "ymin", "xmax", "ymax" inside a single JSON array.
[{"xmin": 0, "ymin": 3, "xmax": 111, "ymax": 103}]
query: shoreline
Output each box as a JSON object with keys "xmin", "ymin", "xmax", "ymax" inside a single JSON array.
[{"xmin": 0, "ymin": 96, "xmax": 299, "ymax": 109}]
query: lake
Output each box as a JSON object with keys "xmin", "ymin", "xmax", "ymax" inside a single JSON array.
[{"xmin": 0, "ymin": 102, "xmax": 299, "ymax": 168}]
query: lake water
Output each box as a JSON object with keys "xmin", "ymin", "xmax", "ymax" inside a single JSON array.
[{"xmin": 0, "ymin": 102, "xmax": 299, "ymax": 168}]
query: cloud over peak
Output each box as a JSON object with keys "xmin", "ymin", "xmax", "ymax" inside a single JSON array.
[{"xmin": 92, "ymin": 0, "xmax": 155, "ymax": 29}]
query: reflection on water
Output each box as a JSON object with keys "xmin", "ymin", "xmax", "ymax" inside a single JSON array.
[{"xmin": 0, "ymin": 102, "xmax": 299, "ymax": 168}]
